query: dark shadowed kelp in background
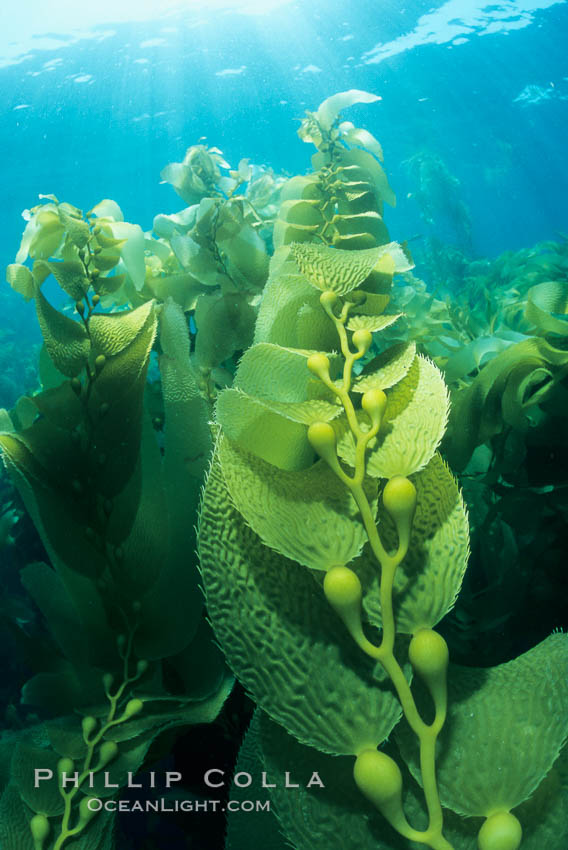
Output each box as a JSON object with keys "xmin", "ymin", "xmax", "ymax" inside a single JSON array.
[{"xmin": 0, "ymin": 194, "xmax": 236, "ymax": 845}]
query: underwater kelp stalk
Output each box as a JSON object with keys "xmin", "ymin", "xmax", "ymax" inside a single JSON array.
[
  {"xmin": 199, "ymin": 92, "xmax": 568, "ymax": 850},
  {"xmin": 0, "ymin": 198, "xmax": 233, "ymax": 848}
]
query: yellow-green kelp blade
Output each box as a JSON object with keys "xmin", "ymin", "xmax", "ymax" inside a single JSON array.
[
  {"xmin": 356, "ymin": 452, "xmax": 469, "ymax": 634},
  {"xmin": 277, "ymin": 197, "xmax": 325, "ymax": 227},
  {"xmin": 254, "ymin": 247, "xmax": 339, "ymax": 351},
  {"xmin": 331, "ymin": 211, "xmax": 390, "ymax": 250},
  {"xmin": 194, "ymin": 291, "xmax": 257, "ymax": 373},
  {"xmin": 339, "ymin": 148, "xmax": 397, "ymax": 208},
  {"xmin": 219, "ymin": 435, "xmax": 375, "ymax": 572},
  {"xmin": 443, "ymin": 336, "xmax": 568, "ymax": 471},
  {"xmin": 256, "ymin": 708, "xmax": 568, "ymax": 850},
  {"xmin": 217, "ymin": 340, "xmax": 342, "ymax": 470},
  {"xmin": 216, "ymin": 388, "xmax": 316, "ymax": 470},
  {"xmin": 347, "ymin": 313, "xmax": 401, "ymax": 333},
  {"xmin": 397, "ymin": 633, "xmax": 568, "ymax": 817},
  {"xmin": 290, "ymin": 242, "xmax": 389, "ymax": 296},
  {"xmin": 336, "ymin": 355, "xmax": 449, "ymax": 478},
  {"xmin": 272, "ymin": 217, "xmax": 321, "ymax": 250},
  {"xmin": 58, "ymin": 205, "xmax": 90, "ymax": 249},
  {"xmin": 88, "ymin": 300, "xmax": 155, "ymax": 357},
  {"xmin": 35, "ymin": 289, "xmax": 90, "ymax": 377},
  {"xmin": 6, "ymin": 263, "xmax": 35, "ymax": 300},
  {"xmin": 525, "ymin": 280, "xmax": 568, "ymax": 336},
  {"xmin": 349, "ymin": 290, "xmax": 392, "ymax": 315},
  {"xmin": 198, "ymin": 450, "xmax": 403, "ymax": 756},
  {"xmin": 233, "ymin": 342, "xmax": 339, "ymax": 403},
  {"xmin": 353, "ymin": 342, "xmax": 416, "ymax": 393},
  {"xmin": 33, "ymin": 259, "xmax": 89, "ymax": 301}
]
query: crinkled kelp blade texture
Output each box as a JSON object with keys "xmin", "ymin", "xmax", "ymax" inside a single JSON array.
[
  {"xmin": 231, "ymin": 342, "xmax": 340, "ymax": 404},
  {"xmin": 396, "ymin": 634, "xmax": 568, "ymax": 817},
  {"xmin": 239, "ymin": 710, "xmax": 568, "ymax": 850},
  {"xmin": 34, "ymin": 288, "xmax": 91, "ymax": 376},
  {"xmin": 334, "ymin": 356, "xmax": 449, "ymax": 479},
  {"xmin": 199, "ymin": 449, "xmax": 404, "ymax": 756},
  {"xmin": 255, "ymin": 241, "xmax": 410, "ymax": 350},
  {"xmin": 290, "ymin": 242, "xmax": 390, "ymax": 295},
  {"xmin": 353, "ymin": 342, "xmax": 416, "ymax": 392},
  {"xmin": 218, "ymin": 435, "xmax": 375, "ymax": 572},
  {"xmin": 216, "ymin": 341, "xmax": 342, "ymax": 470},
  {"xmin": 525, "ymin": 280, "xmax": 568, "ymax": 336},
  {"xmin": 254, "ymin": 247, "xmax": 340, "ymax": 350},
  {"xmin": 353, "ymin": 452, "xmax": 469, "ymax": 634},
  {"xmin": 216, "ymin": 389, "xmax": 317, "ymax": 470}
]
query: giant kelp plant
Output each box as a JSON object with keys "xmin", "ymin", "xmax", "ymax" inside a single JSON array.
[
  {"xmin": 1, "ymin": 203, "xmax": 234, "ymax": 847},
  {"xmin": 199, "ymin": 92, "xmax": 568, "ymax": 850},
  {"xmin": 1, "ymin": 91, "xmax": 567, "ymax": 850}
]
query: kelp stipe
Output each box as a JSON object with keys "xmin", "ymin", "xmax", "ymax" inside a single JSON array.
[
  {"xmin": 0, "ymin": 203, "xmax": 233, "ymax": 847},
  {"xmin": 198, "ymin": 93, "xmax": 568, "ymax": 850}
]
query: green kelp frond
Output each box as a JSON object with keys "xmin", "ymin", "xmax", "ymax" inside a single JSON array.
[
  {"xmin": 7, "ymin": 89, "xmax": 568, "ymax": 850},
  {"xmin": 353, "ymin": 452, "xmax": 468, "ymax": 634},
  {"xmin": 299, "ymin": 90, "xmax": 382, "ymax": 139},
  {"xmin": 198, "ymin": 450, "xmax": 403, "ymax": 756},
  {"xmin": 397, "ymin": 633, "xmax": 568, "ymax": 817},
  {"xmin": 219, "ymin": 434, "xmax": 375, "ymax": 572},
  {"xmin": 239, "ymin": 710, "xmax": 568, "ymax": 850},
  {"xmin": 0, "ymin": 269, "xmax": 231, "ymax": 849},
  {"xmin": 525, "ymin": 280, "xmax": 568, "ymax": 336},
  {"xmin": 274, "ymin": 91, "xmax": 397, "ymax": 251},
  {"xmin": 160, "ymin": 143, "xmax": 235, "ymax": 204},
  {"xmin": 290, "ymin": 241, "xmax": 409, "ymax": 295},
  {"xmin": 335, "ymin": 355, "xmax": 449, "ymax": 479},
  {"xmin": 443, "ymin": 336, "xmax": 568, "ymax": 470}
]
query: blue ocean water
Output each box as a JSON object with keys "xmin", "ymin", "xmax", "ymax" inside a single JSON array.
[{"xmin": 0, "ymin": 0, "xmax": 567, "ymax": 405}]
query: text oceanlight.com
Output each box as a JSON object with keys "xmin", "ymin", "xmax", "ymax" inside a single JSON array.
[{"xmin": 85, "ymin": 798, "xmax": 272, "ymax": 813}]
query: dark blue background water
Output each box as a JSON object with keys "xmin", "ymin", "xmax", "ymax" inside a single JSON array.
[{"xmin": 1, "ymin": 0, "xmax": 567, "ymax": 405}]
